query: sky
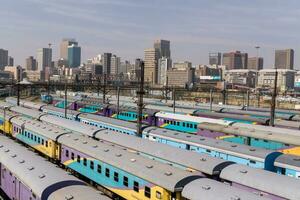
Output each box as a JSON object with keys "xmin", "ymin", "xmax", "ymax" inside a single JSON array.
[{"xmin": 0, "ymin": 0, "xmax": 300, "ymax": 68}]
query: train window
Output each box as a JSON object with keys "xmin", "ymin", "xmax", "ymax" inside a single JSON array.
[
  {"xmin": 97, "ymin": 164, "xmax": 102, "ymax": 173},
  {"xmin": 38, "ymin": 137, "xmax": 40, "ymax": 143},
  {"xmin": 164, "ymin": 120, "xmax": 166, "ymax": 123},
  {"xmin": 263, "ymin": 140, "xmax": 268, "ymax": 143},
  {"xmin": 133, "ymin": 181, "xmax": 139, "ymax": 192},
  {"xmin": 194, "ymin": 124, "xmax": 197, "ymax": 129},
  {"xmin": 114, "ymin": 172, "xmax": 119, "ymax": 182},
  {"xmin": 177, "ymin": 122, "xmax": 179, "ymax": 126},
  {"xmin": 24, "ymin": 132, "xmax": 27, "ymax": 137},
  {"xmin": 183, "ymin": 122, "xmax": 185, "ymax": 127},
  {"xmin": 123, "ymin": 176, "xmax": 128, "ymax": 187},
  {"xmin": 45, "ymin": 141, "xmax": 48, "ymax": 147},
  {"xmin": 156, "ymin": 191, "xmax": 162, "ymax": 199},
  {"xmin": 77, "ymin": 155, "xmax": 81, "ymax": 163},
  {"xmin": 71, "ymin": 152, "xmax": 74, "ymax": 160},
  {"xmin": 34, "ymin": 135, "xmax": 37, "ymax": 141},
  {"xmin": 41, "ymin": 139, "xmax": 44, "ymax": 145},
  {"xmin": 250, "ymin": 160, "xmax": 256, "ymax": 164},
  {"xmin": 105, "ymin": 168, "xmax": 110, "ymax": 178},
  {"xmin": 65, "ymin": 150, "xmax": 69, "ymax": 157},
  {"xmin": 31, "ymin": 135, "xmax": 33, "ymax": 140},
  {"xmin": 90, "ymin": 161, "xmax": 94, "ymax": 170},
  {"xmin": 83, "ymin": 158, "xmax": 87, "ymax": 166},
  {"xmin": 206, "ymin": 149, "xmax": 211, "ymax": 153},
  {"xmin": 145, "ymin": 186, "xmax": 151, "ymax": 198}
]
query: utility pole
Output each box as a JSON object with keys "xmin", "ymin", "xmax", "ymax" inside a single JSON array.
[
  {"xmin": 97, "ymin": 77, "xmax": 100, "ymax": 97},
  {"xmin": 246, "ymin": 90, "xmax": 250, "ymax": 110},
  {"xmin": 165, "ymin": 76, "xmax": 169, "ymax": 103},
  {"xmin": 172, "ymin": 87, "xmax": 176, "ymax": 113},
  {"xmin": 209, "ymin": 88, "xmax": 213, "ymax": 111},
  {"xmin": 116, "ymin": 86, "xmax": 120, "ymax": 116},
  {"xmin": 270, "ymin": 68, "xmax": 278, "ymax": 126},
  {"xmin": 103, "ymin": 74, "xmax": 107, "ymax": 104},
  {"xmin": 136, "ymin": 62, "xmax": 145, "ymax": 137},
  {"xmin": 17, "ymin": 82, "xmax": 20, "ymax": 106},
  {"xmin": 64, "ymin": 81, "xmax": 67, "ymax": 119}
]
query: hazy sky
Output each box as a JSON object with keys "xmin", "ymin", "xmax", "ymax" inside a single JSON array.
[{"xmin": 1, "ymin": 0, "xmax": 299, "ymax": 68}]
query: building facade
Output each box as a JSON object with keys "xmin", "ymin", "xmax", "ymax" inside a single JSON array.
[
  {"xmin": 8, "ymin": 56, "xmax": 14, "ymax": 66},
  {"xmin": 224, "ymin": 69, "xmax": 257, "ymax": 88},
  {"xmin": 4, "ymin": 66, "xmax": 23, "ymax": 81},
  {"xmin": 157, "ymin": 57, "xmax": 172, "ymax": 86},
  {"xmin": 110, "ymin": 55, "xmax": 121, "ymax": 75},
  {"xmin": 209, "ymin": 52, "xmax": 222, "ymax": 65},
  {"xmin": 167, "ymin": 66, "xmax": 194, "ymax": 88},
  {"xmin": 223, "ymin": 51, "xmax": 248, "ymax": 70},
  {"xmin": 68, "ymin": 44, "xmax": 81, "ymax": 68},
  {"xmin": 37, "ymin": 48, "xmax": 52, "ymax": 72},
  {"xmin": 102, "ymin": 53, "xmax": 112, "ymax": 75},
  {"xmin": 0, "ymin": 49, "xmax": 8, "ymax": 70},
  {"xmin": 195, "ymin": 65, "xmax": 222, "ymax": 83},
  {"xmin": 144, "ymin": 48, "xmax": 159, "ymax": 85},
  {"xmin": 258, "ymin": 69, "xmax": 295, "ymax": 92},
  {"xmin": 26, "ymin": 56, "xmax": 37, "ymax": 71},
  {"xmin": 248, "ymin": 57, "xmax": 263, "ymax": 70},
  {"xmin": 275, "ymin": 49, "xmax": 294, "ymax": 70},
  {"xmin": 173, "ymin": 61, "xmax": 192, "ymax": 70},
  {"xmin": 154, "ymin": 39, "xmax": 170, "ymax": 58},
  {"xmin": 60, "ymin": 38, "xmax": 78, "ymax": 60}
]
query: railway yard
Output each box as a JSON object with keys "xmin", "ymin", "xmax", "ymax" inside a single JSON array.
[{"xmin": 0, "ymin": 93, "xmax": 300, "ymax": 199}]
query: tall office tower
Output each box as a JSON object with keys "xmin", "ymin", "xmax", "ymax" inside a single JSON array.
[
  {"xmin": 60, "ymin": 38, "xmax": 78, "ymax": 60},
  {"xmin": 102, "ymin": 53, "xmax": 112, "ymax": 75},
  {"xmin": 8, "ymin": 56, "xmax": 14, "ymax": 66},
  {"xmin": 110, "ymin": 55, "xmax": 121, "ymax": 75},
  {"xmin": 144, "ymin": 48, "xmax": 160, "ymax": 84},
  {"xmin": 275, "ymin": 49, "xmax": 294, "ymax": 69},
  {"xmin": 154, "ymin": 39, "xmax": 171, "ymax": 58},
  {"xmin": 26, "ymin": 56, "xmax": 37, "ymax": 71},
  {"xmin": 68, "ymin": 44, "xmax": 81, "ymax": 68},
  {"xmin": 248, "ymin": 57, "xmax": 263, "ymax": 70},
  {"xmin": 209, "ymin": 52, "xmax": 222, "ymax": 65},
  {"xmin": 158, "ymin": 57, "xmax": 172, "ymax": 86},
  {"xmin": 133, "ymin": 58, "xmax": 143, "ymax": 80},
  {"xmin": 222, "ymin": 51, "xmax": 248, "ymax": 70},
  {"xmin": 0, "ymin": 49, "xmax": 8, "ymax": 70},
  {"xmin": 37, "ymin": 48, "xmax": 52, "ymax": 72}
]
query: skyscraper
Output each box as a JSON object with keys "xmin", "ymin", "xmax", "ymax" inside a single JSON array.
[
  {"xmin": 60, "ymin": 38, "xmax": 78, "ymax": 60},
  {"xmin": 222, "ymin": 51, "xmax": 248, "ymax": 70},
  {"xmin": 68, "ymin": 44, "xmax": 81, "ymax": 68},
  {"xmin": 154, "ymin": 39, "xmax": 171, "ymax": 58},
  {"xmin": 8, "ymin": 56, "xmax": 14, "ymax": 66},
  {"xmin": 209, "ymin": 52, "xmax": 222, "ymax": 65},
  {"xmin": 26, "ymin": 56, "xmax": 37, "ymax": 71},
  {"xmin": 110, "ymin": 55, "xmax": 121, "ymax": 75},
  {"xmin": 248, "ymin": 57, "xmax": 263, "ymax": 70},
  {"xmin": 144, "ymin": 48, "xmax": 159, "ymax": 85},
  {"xmin": 0, "ymin": 49, "xmax": 8, "ymax": 70},
  {"xmin": 37, "ymin": 48, "xmax": 52, "ymax": 72},
  {"xmin": 275, "ymin": 49, "xmax": 294, "ymax": 69},
  {"xmin": 102, "ymin": 53, "xmax": 112, "ymax": 75}
]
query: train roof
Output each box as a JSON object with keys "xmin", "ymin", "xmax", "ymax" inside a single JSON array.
[
  {"xmin": 78, "ymin": 112, "xmax": 143, "ymax": 131},
  {"xmin": 220, "ymin": 163, "xmax": 300, "ymax": 200},
  {"xmin": 143, "ymin": 127, "xmax": 273, "ymax": 162},
  {"xmin": 155, "ymin": 111, "xmax": 234, "ymax": 125},
  {"xmin": 198, "ymin": 122, "xmax": 300, "ymax": 146},
  {"xmin": 0, "ymin": 101, "xmax": 14, "ymax": 109},
  {"xmin": 0, "ymin": 135, "xmax": 96, "ymax": 199},
  {"xmin": 42, "ymin": 105, "xmax": 81, "ymax": 117},
  {"xmin": 247, "ymin": 106, "xmax": 300, "ymax": 115},
  {"xmin": 182, "ymin": 178, "xmax": 268, "ymax": 200},
  {"xmin": 10, "ymin": 106, "xmax": 45, "ymax": 119},
  {"xmin": 108, "ymin": 104, "xmax": 158, "ymax": 115},
  {"xmin": 59, "ymin": 133, "xmax": 202, "ymax": 192},
  {"xmin": 274, "ymin": 154, "xmax": 300, "ymax": 172},
  {"xmin": 11, "ymin": 116, "xmax": 71, "ymax": 140},
  {"xmin": 93, "ymin": 129, "xmax": 234, "ymax": 176}
]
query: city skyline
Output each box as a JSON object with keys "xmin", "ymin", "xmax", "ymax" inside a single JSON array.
[{"xmin": 1, "ymin": 0, "xmax": 300, "ymax": 68}]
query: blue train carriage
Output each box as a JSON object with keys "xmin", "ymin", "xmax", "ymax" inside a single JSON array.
[
  {"xmin": 141, "ymin": 127, "xmax": 282, "ymax": 170},
  {"xmin": 274, "ymin": 154, "xmax": 300, "ymax": 178},
  {"xmin": 58, "ymin": 133, "xmax": 203, "ymax": 200},
  {"xmin": 42, "ymin": 105, "xmax": 81, "ymax": 121},
  {"xmin": 41, "ymin": 93, "xmax": 53, "ymax": 104},
  {"xmin": 10, "ymin": 116, "xmax": 68, "ymax": 160},
  {"xmin": 154, "ymin": 111, "xmax": 233, "ymax": 134},
  {"xmin": 220, "ymin": 164, "xmax": 300, "ymax": 200},
  {"xmin": 0, "ymin": 135, "xmax": 109, "ymax": 200}
]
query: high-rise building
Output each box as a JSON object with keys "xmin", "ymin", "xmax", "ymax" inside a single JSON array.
[
  {"xmin": 4, "ymin": 66, "xmax": 23, "ymax": 81},
  {"xmin": 133, "ymin": 58, "xmax": 143, "ymax": 81},
  {"xmin": 110, "ymin": 55, "xmax": 121, "ymax": 75},
  {"xmin": 154, "ymin": 39, "xmax": 171, "ymax": 58},
  {"xmin": 209, "ymin": 52, "xmax": 222, "ymax": 65},
  {"xmin": 157, "ymin": 57, "xmax": 172, "ymax": 86},
  {"xmin": 119, "ymin": 60, "xmax": 130, "ymax": 75},
  {"xmin": 68, "ymin": 44, "xmax": 81, "ymax": 68},
  {"xmin": 37, "ymin": 48, "xmax": 52, "ymax": 72},
  {"xmin": 0, "ymin": 49, "xmax": 8, "ymax": 70},
  {"xmin": 222, "ymin": 51, "xmax": 248, "ymax": 70},
  {"xmin": 173, "ymin": 61, "xmax": 192, "ymax": 70},
  {"xmin": 102, "ymin": 53, "xmax": 112, "ymax": 75},
  {"xmin": 275, "ymin": 49, "xmax": 294, "ymax": 70},
  {"xmin": 60, "ymin": 38, "xmax": 78, "ymax": 60},
  {"xmin": 248, "ymin": 57, "xmax": 263, "ymax": 70},
  {"xmin": 8, "ymin": 56, "xmax": 14, "ymax": 66},
  {"xmin": 26, "ymin": 56, "xmax": 37, "ymax": 71},
  {"xmin": 144, "ymin": 48, "xmax": 159, "ymax": 84}
]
